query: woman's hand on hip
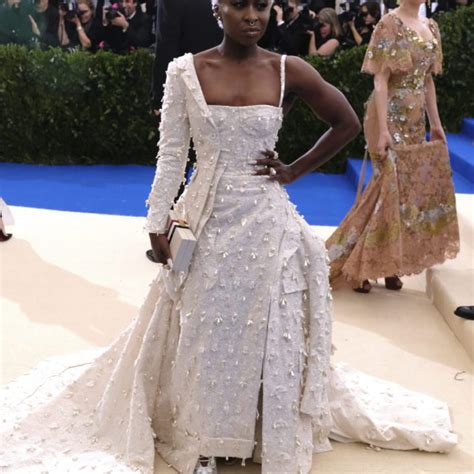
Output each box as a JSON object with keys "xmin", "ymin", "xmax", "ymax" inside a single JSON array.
[{"xmin": 253, "ymin": 150, "xmax": 296, "ymax": 185}]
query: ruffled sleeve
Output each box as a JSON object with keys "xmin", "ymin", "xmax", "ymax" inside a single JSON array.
[
  {"xmin": 429, "ymin": 19, "xmax": 443, "ymax": 75},
  {"xmin": 145, "ymin": 59, "xmax": 191, "ymax": 234},
  {"xmin": 362, "ymin": 14, "xmax": 412, "ymax": 75}
]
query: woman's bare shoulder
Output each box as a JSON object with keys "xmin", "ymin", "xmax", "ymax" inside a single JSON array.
[
  {"xmin": 286, "ymin": 55, "xmax": 320, "ymax": 77},
  {"xmin": 193, "ymin": 48, "xmax": 220, "ymax": 70},
  {"xmin": 285, "ymin": 55, "xmax": 326, "ymax": 94},
  {"xmin": 378, "ymin": 10, "xmax": 400, "ymax": 29}
]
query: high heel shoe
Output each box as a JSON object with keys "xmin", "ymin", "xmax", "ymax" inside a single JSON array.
[
  {"xmin": 385, "ymin": 276, "xmax": 403, "ymax": 290},
  {"xmin": 194, "ymin": 456, "xmax": 217, "ymax": 474},
  {"xmin": 353, "ymin": 280, "xmax": 372, "ymax": 293},
  {"xmin": 0, "ymin": 229, "xmax": 12, "ymax": 242}
]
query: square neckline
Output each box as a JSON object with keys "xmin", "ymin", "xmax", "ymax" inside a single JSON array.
[{"xmin": 190, "ymin": 54, "xmax": 285, "ymax": 111}]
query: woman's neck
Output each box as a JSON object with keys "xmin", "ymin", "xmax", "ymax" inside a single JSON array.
[
  {"xmin": 217, "ymin": 37, "xmax": 259, "ymax": 62},
  {"xmin": 398, "ymin": 3, "xmax": 421, "ymax": 19}
]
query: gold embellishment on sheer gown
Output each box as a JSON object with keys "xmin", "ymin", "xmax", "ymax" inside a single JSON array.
[
  {"xmin": 327, "ymin": 13, "xmax": 458, "ymax": 287},
  {"xmin": 361, "ymin": 13, "xmax": 443, "ymax": 149},
  {"xmin": 327, "ymin": 141, "xmax": 459, "ymax": 287}
]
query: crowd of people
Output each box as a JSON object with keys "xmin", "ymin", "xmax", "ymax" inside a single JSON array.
[
  {"xmin": 0, "ymin": 0, "xmax": 471, "ymax": 54},
  {"xmin": 258, "ymin": 0, "xmax": 382, "ymax": 57},
  {"xmin": 261, "ymin": 0, "xmax": 470, "ymax": 57},
  {"xmin": 0, "ymin": 0, "xmax": 155, "ymax": 52}
]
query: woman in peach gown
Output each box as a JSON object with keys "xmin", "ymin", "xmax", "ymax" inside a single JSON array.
[{"xmin": 326, "ymin": 1, "xmax": 460, "ymax": 293}]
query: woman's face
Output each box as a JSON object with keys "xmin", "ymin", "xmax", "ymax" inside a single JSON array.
[
  {"xmin": 286, "ymin": 0, "xmax": 299, "ymax": 20},
  {"xmin": 78, "ymin": 3, "xmax": 92, "ymax": 23},
  {"xmin": 216, "ymin": 0, "xmax": 272, "ymax": 46},
  {"xmin": 360, "ymin": 8, "xmax": 375, "ymax": 25},
  {"xmin": 320, "ymin": 22, "xmax": 331, "ymax": 38}
]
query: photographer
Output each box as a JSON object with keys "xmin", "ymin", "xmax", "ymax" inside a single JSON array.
[
  {"xmin": 308, "ymin": 7, "xmax": 341, "ymax": 56},
  {"xmin": 30, "ymin": 0, "xmax": 60, "ymax": 48},
  {"xmin": 347, "ymin": 1, "xmax": 380, "ymax": 46},
  {"xmin": 0, "ymin": 0, "xmax": 38, "ymax": 45},
  {"xmin": 72, "ymin": 0, "xmax": 101, "ymax": 50},
  {"xmin": 57, "ymin": 0, "xmax": 97, "ymax": 49},
  {"xmin": 273, "ymin": 0, "xmax": 317, "ymax": 55},
  {"xmin": 96, "ymin": 0, "xmax": 152, "ymax": 53}
]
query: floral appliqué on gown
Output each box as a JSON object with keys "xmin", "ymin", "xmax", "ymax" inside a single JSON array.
[
  {"xmin": 327, "ymin": 13, "xmax": 460, "ymax": 287},
  {"xmin": 0, "ymin": 53, "xmax": 457, "ymax": 474}
]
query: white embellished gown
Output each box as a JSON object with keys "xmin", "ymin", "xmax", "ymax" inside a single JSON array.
[{"xmin": 0, "ymin": 54, "xmax": 457, "ymax": 474}]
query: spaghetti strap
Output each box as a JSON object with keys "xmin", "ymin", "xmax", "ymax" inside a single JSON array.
[{"xmin": 279, "ymin": 54, "xmax": 287, "ymax": 108}]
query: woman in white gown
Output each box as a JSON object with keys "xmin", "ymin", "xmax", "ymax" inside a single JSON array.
[{"xmin": 0, "ymin": 1, "xmax": 457, "ymax": 473}]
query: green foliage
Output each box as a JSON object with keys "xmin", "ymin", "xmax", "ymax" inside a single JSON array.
[
  {"xmin": 0, "ymin": 47, "xmax": 156, "ymax": 164},
  {"xmin": 435, "ymin": 5, "xmax": 474, "ymax": 131},
  {"xmin": 0, "ymin": 6, "xmax": 472, "ymax": 171}
]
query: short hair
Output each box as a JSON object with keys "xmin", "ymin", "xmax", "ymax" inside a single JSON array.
[{"xmin": 210, "ymin": 0, "xmax": 274, "ymax": 28}]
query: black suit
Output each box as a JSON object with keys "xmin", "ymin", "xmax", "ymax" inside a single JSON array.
[
  {"xmin": 276, "ymin": 15, "xmax": 310, "ymax": 56},
  {"xmin": 151, "ymin": 0, "xmax": 223, "ymax": 109},
  {"xmin": 94, "ymin": 0, "xmax": 152, "ymax": 54},
  {"xmin": 101, "ymin": 9, "xmax": 152, "ymax": 54}
]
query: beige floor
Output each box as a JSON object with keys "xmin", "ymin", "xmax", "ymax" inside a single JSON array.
[{"xmin": 0, "ymin": 205, "xmax": 473, "ymax": 474}]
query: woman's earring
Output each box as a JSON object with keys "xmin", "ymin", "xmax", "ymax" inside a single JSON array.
[{"xmin": 213, "ymin": 7, "xmax": 221, "ymax": 21}]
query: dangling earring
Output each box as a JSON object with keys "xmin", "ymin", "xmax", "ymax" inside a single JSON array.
[{"xmin": 213, "ymin": 6, "xmax": 221, "ymax": 21}]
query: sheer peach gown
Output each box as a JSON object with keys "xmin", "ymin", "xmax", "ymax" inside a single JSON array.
[{"xmin": 327, "ymin": 12, "xmax": 460, "ymax": 287}]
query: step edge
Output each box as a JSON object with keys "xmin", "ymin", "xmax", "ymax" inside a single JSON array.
[{"xmin": 427, "ymin": 270, "xmax": 474, "ymax": 361}]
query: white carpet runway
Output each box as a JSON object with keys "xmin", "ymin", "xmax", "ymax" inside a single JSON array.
[{"xmin": 0, "ymin": 201, "xmax": 472, "ymax": 473}]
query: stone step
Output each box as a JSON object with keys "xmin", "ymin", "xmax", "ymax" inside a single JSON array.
[
  {"xmin": 346, "ymin": 154, "xmax": 474, "ymax": 194},
  {"xmin": 426, "ymin": 195, "xmax": 474, "ymax": 360},
  {"xmin": 447, "ymin": 132, "xmax": 474, "ymax": 184},
  {"xmin": 427, "ymin": 267, "xmax": 474, "ymax": 360}
]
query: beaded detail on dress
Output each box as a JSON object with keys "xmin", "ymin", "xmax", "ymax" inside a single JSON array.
[
  {"xmin": 0, "ymin": 53, "xmax": 458, "ymax": 474},
  {"xmin": 362, "ymin": 12, "xmax": 443, "ymax": 148},
  {"xmin": 326, "ymin": 13, "xmax": 459, "ymax": 286}
]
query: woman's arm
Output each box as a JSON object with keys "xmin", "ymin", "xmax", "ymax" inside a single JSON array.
[
  {"xmin": 146, "ymin": 59, "xmax": 191, "ymax": 264},
  {"xmin": 307, "ymin": 30, "xmax": 317, "ymax": 55},
  {"xmin": 425, "ymin": 73, "xmax": 446, "ymax": 142},
  {"xmin": 257, "ymin": 56, "xmax": 360, "ymax": 183},
  {"xmin": 72, "ymin": 16, "xmax": 91, "ymax": 48},
  {"xmin": 317, "ymin": 38, "xmax": 339, "ymax": 56},
  {"xmin": 373, "ymin": 69, "xmax": 393, "ymax": 156},
  {"xmin": 307, "ymin": 33, "xmax": 339, "ymax": 56},
  {"xmin": 349, "ymin": 20, "xmax": 363, "ymax": 46},
  {"xmin": 58, "ymin": 15, "xmax": 70, "ymax": 46}
]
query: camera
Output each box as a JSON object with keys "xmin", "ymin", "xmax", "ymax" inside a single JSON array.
[
  {"xmin": 104, "ymin": 2, "xmax": 125, "ymax": 22},
  {"xmin": 338, "ymin": 0, "xmax": 360, "ymax": 24},
  {"xmin": 274, "ymin": 0, "xmax": 295, "ymax": 20},
  {"xmin": 299, "ymin": 4, "xmax": 317, "ymax": 30},
  {"xmin": 59, "ymin": 0, "xmax": 79, "ymax": 20}
]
